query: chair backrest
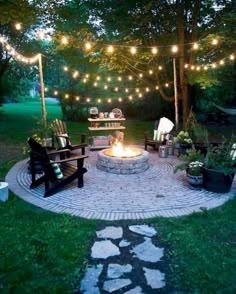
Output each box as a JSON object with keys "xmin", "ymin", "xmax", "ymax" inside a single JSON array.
[
  {"xmin": 28, "ymin": 137, "xmax": 56, "ymax": 180},
  {"xmin": 51, "ymin": 119, "xmax": 68, "ymax": 136}
]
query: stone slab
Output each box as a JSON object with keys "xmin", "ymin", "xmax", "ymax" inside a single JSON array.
[
  {"xmin": 103, "ymin": 278, "xmax": 132, "ymax": 293},
  {"xmin": 130, "ymin": 237, "xmax": 164, "ymax": 262},
  {"xmin": 96, "ymin": 226, "xmax": 123, "ymax": 239},
  {"xmin": 80, "ymin": 264, "xmax": 103, "ymax": 294},
  {"xmin": 129, "ymin": 225, "xmax": 157, "ymax": 237},
  {"xmin": 107, "ymin": 263, "xmax": 132, "ymax": 279},
  {"xmin": 91, "ymin": 240, "xmax": 120, "ymax": 259},
  {"xmin": 143, "ymin": 267, "xmax": 165, "ymax": 289}
]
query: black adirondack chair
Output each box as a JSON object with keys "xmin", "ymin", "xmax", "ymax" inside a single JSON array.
[
  {"xmin": 28, "ymin": 137, "xmax": 88, "ymax": 197},
  {"xmin": 51, "ymin": 119, "xmax": 88, "ymax": 155}
]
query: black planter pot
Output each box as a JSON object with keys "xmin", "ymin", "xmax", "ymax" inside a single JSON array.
[
  {"xmin": 203, "ymin": 167, "xmax": 235, "ymax": 193},
  {"xmin": 194, "ymin": 143, "xmax": 208, "ymax": 156},
  {"xmin": 179, "ymin": 143, "xmax": 192, "ymax": 155}
]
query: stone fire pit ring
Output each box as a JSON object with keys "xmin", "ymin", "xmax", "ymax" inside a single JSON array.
[{"xmin": 96, "ymin": 148, "xmax": 149, "ymax": 174}]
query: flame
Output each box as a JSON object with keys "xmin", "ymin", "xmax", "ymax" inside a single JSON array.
[{"xmin": 111, "ymin": 141, "xmax": 138, "ymax": 157}]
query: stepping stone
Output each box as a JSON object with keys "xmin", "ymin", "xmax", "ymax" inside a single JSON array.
[
  {"xmin": 129, "ymin": 225, "xmax": 157, "ymax": 237},
  {"xmin": 143, "ymin": 267, "xmax": 165, "ymax": 289},
  {"xmin": 107, "ymin": 263, "xmax": 132, "ymax": 279},
  {"xmin": 96, "ymin": 226, "xmax": 123, "ymax": 239},
  {"xmin": 103, "ymin": 278, "xmax": 132, "ymax": 293},
  {"xmin": 130, "ymin": 237, "xmax": 164, "ymax": 262},
  {"xmin": 80, "ymin": 264, "xmax": 103, "ymax": 294},
  {"xmin": 124, "ymin": 286, "xmax": 145, "ymax": 294},
  {"xmin": 91, "ymin": 240, "xmax": 120, "ymax": 259},
  {"xmin": 119, "ymin": 239, "xmax": 131, "ymax": 247}
]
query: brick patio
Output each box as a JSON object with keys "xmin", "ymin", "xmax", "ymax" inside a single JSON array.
[{"xmin": 6, "ymin": 147, "xmax": 235, "ymax": 220}]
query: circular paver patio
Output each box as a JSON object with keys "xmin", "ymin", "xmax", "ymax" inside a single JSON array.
[{"xmin": 6, "ymin": 147, "xmax": 235, "ymax": 220}]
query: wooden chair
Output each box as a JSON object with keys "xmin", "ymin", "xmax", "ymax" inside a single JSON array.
[
  {"xmin": 51, "ymin": 119, "xmax": 88, "ymax": 155},
  {"xmin": 144, "ymin": 131, "xmax": 163, "ymax": 151},
  {"xmin": 28, "ymin": 137, "xmax": 88, "ymax": 197}
]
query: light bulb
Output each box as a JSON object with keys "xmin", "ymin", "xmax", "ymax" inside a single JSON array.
[
  {"xmin": 130, "ymin": 47, "xmax": 137, "ymax": 54},
  {"xmin": 61, "ymin": 36, "xmax": 68, "ymax": 44},
  {"xmin": 151, "ymin": 47, "xmax": 158, "ymax": 54},
  {"xmin": 212, "ymin": 38, "xmax": 218, "ymax": 45},
  {"xmin": 65, "ymin": 94, "xmax": 69, "ymax": 98},
  {"xmin": 107, "ymin": 45, "xmax": 114, "ymax": 53},
  {"xmin": 171, "ymin": 45, "xmax": 178, "ymax": 53},
  {"xmin": 15, "ymin": 23, "xmax": 22, "ymax": 30},
  {"xmin": 76, "ymin": 96, "xmax": 80, "ymax": 101},
  {"xmin": 193, "ymin": 43, "xmax": 199, "ymax": 50},
  {"xmin": 85, "ymin": 42, "xmax": 92, "ymax": 50},
  {"xmin": 149, "ymin": 70, "xmax": 153, "ymax": 75}
]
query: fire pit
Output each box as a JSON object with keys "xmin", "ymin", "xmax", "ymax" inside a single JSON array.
[{"xmin": 96, "ymin": 143, "xmax": 149, "ymax": 174}]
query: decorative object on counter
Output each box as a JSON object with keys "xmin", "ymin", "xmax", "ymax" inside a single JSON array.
[
  {"xmin": 90, "ymin": 107, "xmax": 98, "ymax": 118},
  {"xmin": 112, "ymin": 108, "xmax": 123, "ymax": 118},
  {"xmin": 99, "ymin": 112, "xmax": 104, "ymax": 119}
]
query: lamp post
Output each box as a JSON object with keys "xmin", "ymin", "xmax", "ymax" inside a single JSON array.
[
  {"xmin": 38, "ymin": 53, "xmax": 47, "ymax": 126},
  {"xmin": 171, "ymin": 45, "xmax": 179, "ymax": 131}
]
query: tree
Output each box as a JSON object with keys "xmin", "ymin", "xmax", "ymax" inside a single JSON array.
[{"xmin": 56, "ymin": 0, "xmax": 235, "ymax": 126}]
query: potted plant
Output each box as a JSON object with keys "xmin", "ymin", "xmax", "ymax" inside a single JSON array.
[
  {"xmin": 175, "ymin": 130, "xmax": 193, "ymax": 155},
  {"xmin": 174, "ymin": 147, "xmax": 205, "ymax": 186},
  {"xmin": 203, "ymin": 136, "xmax": 236, "ymax": 193},
  {"xmin": 192, "ymin": 124, "xmax": 209, "ymax": 155}
]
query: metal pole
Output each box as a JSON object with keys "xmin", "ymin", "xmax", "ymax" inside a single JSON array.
[
  {"xmin": 38, "ymin": 54, "xmax": 47, "ymax": 126},
  {"xmin": 173, "ymin": 57, "xmax": 179, "ymax": 131}
]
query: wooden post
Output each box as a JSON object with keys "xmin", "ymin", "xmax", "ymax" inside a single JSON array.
[
  {"xmin": 173, "ymin": 57, "xmax": 179, "ymax": 131},
  {"xmin": 38, "ymin": 54, "xmax": 47, "ymax": 126}
]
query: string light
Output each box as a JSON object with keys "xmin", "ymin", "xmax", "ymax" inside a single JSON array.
[
  {"xmin": 145, "ymin": 87, "xmax": 150, "ymax": 92},
  {"xmin": 76, "ymin": 96, "xmax": 80, "ymax": 101},
  {"xmin": 93, "ymin": 82, "xmax": 98, "ymax": 87},
  {"xmin": 212, "ymin": 38, "xmax": 218, "ymax": 45},
  {"xmin": 128, "ymin": 96, "xmax": 133, "ymax": 100},
  {"xmin": 115, "ymin": 87, "xmax": 119, "ymax": 92},
  {"xmin": 125, "ymin": 88, "xmax": 129, "ymax": 93},
  {"xmin": 85, "ymin": 74, "xmax": 89, "ymax": 78},
  {"xmin": 165, "ymin": 83, "xmax": 169, "ymax": 87},
  {"xmin": 65, "ymin": 94, "xmax": 69, "ymax": 98},
  {"xmin": 54, "ymin": 91, "xmax": 58, "ymax": 95},
  {"xmin": 98, "ymin": 98, "xmax": 101, "ymax": 103},
  {"xmin": 96, "ymin": 76, "xmax": 101, "ymax": 81},
  {"xmin": 171, "ymin": 45, "xmax": 178, "ymax": 53},
  {"xmin": 230, "ymin": 54, "xmax": 234, "ymax": 60},
  {"xmin": 83, "ymin": 78, "xmax": 87, "ymax": 83},
  {"xmin": 108, "ymin": 98, "xmax": 111, "ymax": 103},
  {"xmin": 135, "ymin": 88, "xmax": 140, "ymax": 93},
  {"xmin": 15, "ymin": 23, "xmax": 22, "ymax": 30},
  {"xmin": 212, "ymin": 63, "xmax": 216, "ymax": 68},
  {"xmin": 44, "ymin": 87, "xmax": 48, "ymax": 92},
  {"xmin": 117, "ymin": 76, "xmax": 122, "ymax": 81},
  {"xmin": 86, "ymin": 97, "xmax": 91, "ymax": 102},
  {"xmin": 85, "ymin": 42, "xmax": 92, "ymax": 50},
  {"xmin": 130, "ymin": 47, "xmax": 137, "ymax": 54},
  {"xmin": 73, "ymin": 71, "xmax": 79, "ymax": 78},
  {"xmin": 204, "ymin": 66, "xmax": 208, "ymax": 70},
  {"xmin": 158, "ymin": 66, "xmax": 163, "ymax": 70},
  {"xmin": 107, "ymin": 77, "xmax": 111, "ymax": 82},
  {"xmin": 151, "ymin": 47, "xmax": 158, "ymax": 54},
  {"xmin": 63, "ymin": 66, "xmax": 68, "ymax": 71},
  {"xmin": 139, "ymin": 73, "xmax": 143, "ymax": 78},
  {"xmin": 118, "ymin": 97, "xmax": 122, "ymax": 102},
  {"xmin": 138, "ymin": 93, "xmax": 143, "ymax": 98},
  {"xmin": 104, "ymin": 85, "xmax": 108, "ymax": 90},
  {"xmin": 219, "ymin": 60, "xmax": 225, "ymax": 65},
  {"xmin": 107, "ymin": 45, "xmax": 114, "ymax": 53},
  {"xmin": 149, "ymin": 70, "xmax": 153, "ymax": 75},
  {"xmin": 193, "ymin": 43, "xmax": 199, "ymax": 50},
  {"xmin": 61, "ymin": 36, "xmax": 68, "ymax": 44},
  {"xmin": 155, "ymin": 86, "xmax": 159, "ymax": 90},
  {"xmin": 128, "ymin": 75, "xmax": 133, "ymax": 80}
]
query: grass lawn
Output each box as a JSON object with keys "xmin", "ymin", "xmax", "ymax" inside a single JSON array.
[{"xmin": 0, "ymin": 101, "xmax": 235, "ymax": 293}]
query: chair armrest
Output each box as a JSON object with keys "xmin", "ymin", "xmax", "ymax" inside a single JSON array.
[
  {"xmin": 47, "ymin": 149, "xmax": 71, "ymax": 155},
  {"xmin": 53, "ymin": 155, "xmax": 88, "ymax": 164}
]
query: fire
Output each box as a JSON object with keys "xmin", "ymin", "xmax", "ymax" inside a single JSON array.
[{"xmin": 106, "ymin": 141, "xmax": 141, "ymax": 158}]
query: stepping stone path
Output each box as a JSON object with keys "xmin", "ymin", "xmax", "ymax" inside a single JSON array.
[{"xmin": 78, "ymin": 224, "xmax": 169, "ymax": 293}]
